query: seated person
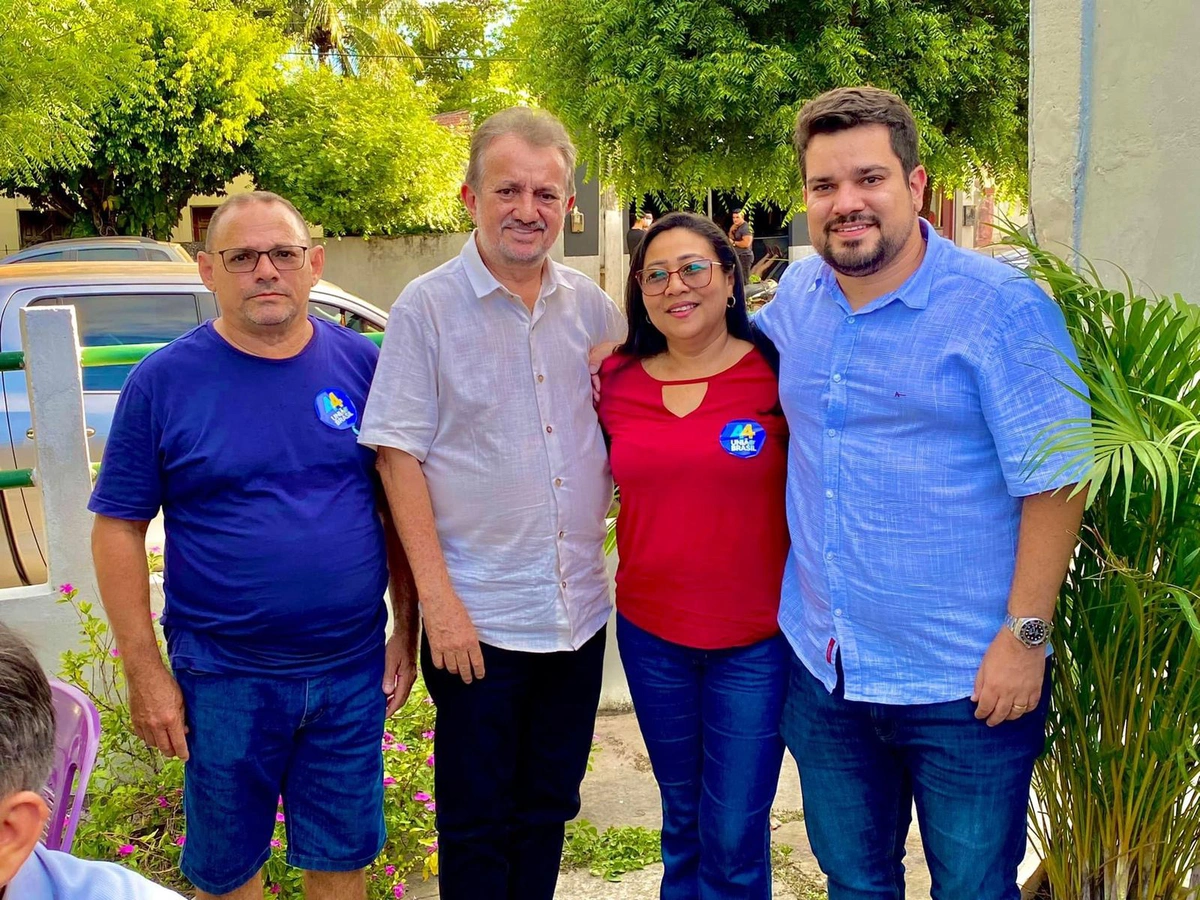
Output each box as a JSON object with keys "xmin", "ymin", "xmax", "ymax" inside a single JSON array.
[{"xmin": 0, "ymin": 624, "xmax": 184, "ymax": 899}]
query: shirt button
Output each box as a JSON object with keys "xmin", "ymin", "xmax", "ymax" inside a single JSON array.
[
  {"xmin": 825, "ymin": 551, "xmax": 835, "ymax": 561},
  {"xmin": 560, "ymin": 581, "xmax": 567, "ymax": 589},
  {"xmin": 827, "ymin": 428, "xmax": 836, "ymax": 437},
  {"xmin": 847, "ymin": 316, "xmax": 856, "ymax": 324},
  {"xmin": 546, "ymin": 425, "xmax": 553, "ymax": 434},
  {"xmin": 832, "ymin": 373, "xmax": 842, "ymax": 383},
  {"xmin": 835, "ymin": 609, "xmax": 843, "ymax": 617},
  {"xmin": 825, "ymin": 489, "xmax": 834, "ymax": 499},
  {"xmin": 537, "ymin": 374, "xmax": 545, "ymax": 383},
  {"xmin": 554, "ymin": 478, "xmax": 563, "ymax": 487},
  {"xmin": 558, "ymin": 530, "xmax": 566, "ymax": 539}
]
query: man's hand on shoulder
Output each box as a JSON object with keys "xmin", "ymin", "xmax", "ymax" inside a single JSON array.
[
  {"xmin": 125, "ymin": 659, "xmax": 190, "ymax": 760},
  {"xmin": 422, "ymin": 590, "xmax": 486, "ymax": 684},
  {"xmin": 589, "ymin": 341, "xmax": 621, "ymax": 405}
]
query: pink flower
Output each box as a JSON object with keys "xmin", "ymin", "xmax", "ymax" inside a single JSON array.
[
  {"xmin": 150, "ymin": 612, "xmax": 159, "ymax": 621},
  {"xmin": 383, "ymin": 776, "xmax": 396, "ymax": 786},
  {"xmin": 110, "ymin": 648, "xmax": 120, "ymax": 658},
  {"xmin": 270, "ymin": 839, "xmax": 282, "ymax": 849},
  {"xmin": 422, "ymin": 696, "xmax": 434, "ymax": 705},
  {"xmin": 394, "ymin": 742, "xmax": 408, "ymax": 753},
  {"xmin": 270, "ymin": 885, "xmax": 281, "ymax": 895},
  {"xmin": 427, "ymin": 840, "xmax": 438, "ymax": 854},
  {"xmin": 394, "ymin": 884, "xmax": 405, "ymax": 898},
  {"xmin": 383, "ymin": 732, "xmax": 396, "ymax": 743},
  {"xmin": 157, "ymin": 796, "xmax": 169, "ymax": 808},
  {"xmin": 276, "ymin": 812, "xmax": 285, "ymax": 822},
  {"xmin": 59, "ymin": 583, "xmax": 74, "ymax": 594},
  {"xmin": 278, "ymin": 795, "xmax": 284, "ymax": 807},
  {"xmin": 150, "ymin": 546, "xmax": 162, "ymax": 553},
  {"xmin": 425, "ymin": 802, "xmax": 437, "ymax": 812},
  {"xmin": 421, "ymin": 730, "xmax": 435, "ymax": 740},
  {"xmin": 425, "ymin": 754, "xmax": 435, "ymax": 767},
  {"xmin": 385, "ymin": 865, "xmax": 396, "ymax": 876},
  {"xmin": 413, "ymin": 791, "xmax": 431, "ymax": 802},
  {"xmin": 117, "ymin": 844, "xmax": 134, "ymax": 857},
  {"xmin": 175, "ymin": 835, "xmax": 186, "ymax": 847}
]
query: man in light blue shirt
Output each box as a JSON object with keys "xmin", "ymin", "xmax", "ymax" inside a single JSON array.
[
  {"xmin": 757, "ymin": 87, "xmax": 1089, "ymax": 899},
  {"xmin": 0, "ymin": 625, "xmax": 183, "ymax": 899}
]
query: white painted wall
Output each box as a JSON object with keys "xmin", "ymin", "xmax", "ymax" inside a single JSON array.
[{"xmin": 1031, "ymin": 0, "xmax": 1200, "ymax": 297}]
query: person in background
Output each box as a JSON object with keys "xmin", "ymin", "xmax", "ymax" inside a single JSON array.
[
  {"xmin": 597, "ymin": 211, "xmax": 790, "ymax": 898},
  {"xmin": 90, "ymin": 191, "xmax": 417, "ymax": 900},
  {"xmin": 359, "ymin": 107, "xmax": 625, "ymax": 900},
  {"xmin": 728, "ymin": 210, "xmax": 755, "ymax": 278},
  {"xmin": 626, "ymin": 211, "xmax": 654, "ymax": 256},
  {"xmin": 0, "ymin": 623, "xmax": 185, "ymax": 899},
  {"xmin": 757, "ymin": 85, "xmax": 1088, "ymax": 900}
]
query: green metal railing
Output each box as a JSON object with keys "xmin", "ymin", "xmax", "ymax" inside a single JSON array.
[{"xmin": 0, "ymin": 330, "xmax": 387, "ymax": 489}]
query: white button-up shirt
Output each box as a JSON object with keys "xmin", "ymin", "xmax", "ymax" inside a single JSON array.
[{"xmin": 359, "ymin": 233, "xmax": 626, "ymax": 651}]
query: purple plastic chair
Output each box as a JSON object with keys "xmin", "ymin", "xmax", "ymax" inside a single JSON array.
[{"xmin": 43, "ymin": 680, "xmax": 101, "ymax": 853}]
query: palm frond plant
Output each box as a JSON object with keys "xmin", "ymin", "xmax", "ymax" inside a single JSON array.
[{"xmin": 1017, "ymin": 238, "xmax": 1200, "ymax": 899}]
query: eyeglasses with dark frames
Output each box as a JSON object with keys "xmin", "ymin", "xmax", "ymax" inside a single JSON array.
[
  {"xmin": 636, "ymin": 259, "xmax": 728, "ymax": 295},
  {"xmin": 216, "ymin": 245, "xmax": 309, "ymax": 273}
]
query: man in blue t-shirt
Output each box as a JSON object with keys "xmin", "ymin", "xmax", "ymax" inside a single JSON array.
[
  {"xmin": 1, "ymin": 624, "xmax": 185, "ymax": 900},
  {"xmin": 89, "ymin": 191, "xmax": 417, "ymax": 900}
]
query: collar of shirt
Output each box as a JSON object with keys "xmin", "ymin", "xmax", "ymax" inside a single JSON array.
[
  {"xmin": 460, "ymin": 231, "xmax": 575, "ymax": 308},
  {"xmin": 813, "ymin": 218, "xmax": 946, "ymax": 315}
]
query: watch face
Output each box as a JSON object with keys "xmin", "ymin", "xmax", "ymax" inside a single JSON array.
[{"xmin": 1019, "ymin": 619, "xmax": 1050, "ymax": 646}]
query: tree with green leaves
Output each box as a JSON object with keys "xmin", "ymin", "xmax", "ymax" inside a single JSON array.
[
  {"xmin": 0, "ymin": 0, "xmax": 133, "ymax": 182},
  {"xmin": 0, "ymin": 0, "xmax": 286, "ymax": 238},
  {"xmin": 410, "ymin": 0, "xmax": 522, "ymax": 119},
  {"xmin": 514, "ymin": 0, "xmax": 1030, "ymax": 208},
  {"xmin": 253, "ymin": 66, "xmax": 469, "ymax": 235}
]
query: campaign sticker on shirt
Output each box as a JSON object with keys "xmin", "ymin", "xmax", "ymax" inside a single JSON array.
[
  {"xmin": 719, "ymin": 419, "xmax": 766, "ymax": 458},
  {"xmin": 314, "ymin": 388, "xmax": 358, "ymax": 432}
]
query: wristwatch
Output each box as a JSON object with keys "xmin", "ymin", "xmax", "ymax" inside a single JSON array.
[{"xmin": 1004, "ymin": 613, "xmax": 1053, "ymax": 649}]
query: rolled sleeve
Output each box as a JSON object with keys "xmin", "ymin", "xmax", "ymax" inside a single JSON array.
[
  {"xmin": 357, "ymin": 297, "xmax": 440, "ymax": 460},
  {"xmin": 88, "ymin": 379, "xmax": 161, "ymax": 521},
  {"xmin": 978, "ymin": 282, "xmax": 1092, "ymax": 496}
]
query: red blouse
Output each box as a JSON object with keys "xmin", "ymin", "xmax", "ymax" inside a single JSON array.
[{"xmin": 597, "ymin": 348, "xmax": 790, "ymax": 649}]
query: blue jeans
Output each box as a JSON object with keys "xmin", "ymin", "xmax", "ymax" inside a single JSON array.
[
  {"xmin": 617, "ymin": 614, "xmax": 788, "ymax": 899},
  {"xmin": 175, "ymin": 657, "xmax": 386, "ymax": 895},
  {"xmin": 781, "ymin": 654, "xmax": 1051, "ymax": 900}
]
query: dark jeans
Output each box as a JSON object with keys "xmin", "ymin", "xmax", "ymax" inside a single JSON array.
[
  {"xmin": 421, "ymin": 627, "xmax": 606, "ymax": 900},
  {"xmin": 781, "ymin": 655, "xmax": 1052, "ymax": 900},
  {"xmin": 617, "ymin": 614, "xmax": 788, "ymax": 899}
]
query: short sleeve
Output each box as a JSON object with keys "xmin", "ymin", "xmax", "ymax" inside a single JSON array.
[
  {"xmin": 88, "ymin": 377, "xmax": 161, "ymax": 521},
  {"xmin": 357, "ymin": 294, "xmax": 440, "ymax": 460},
  {"xmin": 977, "ymin": 281, "xmax": 1092, "ymax": 496},
  {"xmin": 602, "ymin": 293, "xmax": 627, "ymax": 343}
]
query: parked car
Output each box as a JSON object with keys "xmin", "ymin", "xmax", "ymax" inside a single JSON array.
[
  {"xmin": 0, "ymin": 237, "xmax": 193, "ymax": 265},
  {"xmin": 0, "ymin": 261, "xmax": 386, "ymax": 587}
]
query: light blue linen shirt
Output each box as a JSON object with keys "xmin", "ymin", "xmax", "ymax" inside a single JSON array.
[
  {"xmin": 7, "ymin": 843, "xmax": 185, "ymax": 899},
  {"xmin": 755, "ymin": 220, "xmax": 1089, "ymax": 704}
]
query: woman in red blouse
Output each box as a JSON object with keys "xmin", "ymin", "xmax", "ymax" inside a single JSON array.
[{"xmin": 597, "ymin": 212, "xmax": 790, "ymax": 898}]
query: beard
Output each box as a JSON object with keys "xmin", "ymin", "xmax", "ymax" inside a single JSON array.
[{"xmin": 818, "ymin": 212, "xmax": 912, "ymax": 277}]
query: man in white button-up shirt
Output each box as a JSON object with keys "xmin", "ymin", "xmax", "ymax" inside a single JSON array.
[{"xmin": 358, "ymin": 107, "xmax": 625, "ymax": 900}]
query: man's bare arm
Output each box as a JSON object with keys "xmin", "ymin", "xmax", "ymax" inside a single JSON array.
[
  {"xmin": 92, "ymin": 514, "xmax": 189, "ymax": 759},
  {"xmin": 972, "ymin": 488, "xmax": 1086, "ymax": 725},
  {"xmin": 381, "ymin": 505, "xmax": 420, "ymax": 714},
  {"xmin": 375, "ymin": 447, "xmax": 485, "ymax": 683}
]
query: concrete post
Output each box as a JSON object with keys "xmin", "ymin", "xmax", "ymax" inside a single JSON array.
[{"xmin": 0, "ymin": 308, "xmax": 97, "ymax": 671}]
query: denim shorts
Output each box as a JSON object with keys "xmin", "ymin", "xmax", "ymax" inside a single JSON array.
[{"xmin": 175, "ymin": 655, "xmax": 386, "ymax": 894}]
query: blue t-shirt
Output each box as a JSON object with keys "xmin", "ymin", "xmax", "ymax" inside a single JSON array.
[
  {"xmin": 89, "ymin": 317, "xmax": 388, "ymax": 676},
  {"xmin": 6, "ymin": 843, "xmax": 185, "ymax": 899}
]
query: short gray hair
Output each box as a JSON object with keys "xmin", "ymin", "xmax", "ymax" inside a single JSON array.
[
  {"xmin": 0, "ymin": 625, "xmax": 55, "ymax": 799},
  {"xmin": 465, "ymin": 107, "xmax": 577, "ymax": 197},
  {"xmin": 204, "ymin": 191, "xmax": 310, "ymax": 252}
]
